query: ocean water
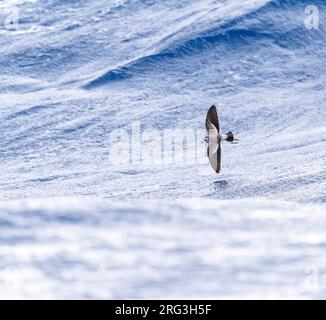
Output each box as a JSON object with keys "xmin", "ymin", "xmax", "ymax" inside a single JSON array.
[{"xmin": 0, "ymin": 0, "xmax": 325, "ymax": 299}]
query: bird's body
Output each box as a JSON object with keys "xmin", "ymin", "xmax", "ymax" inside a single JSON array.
[{"xmin": 204, "ymin": 105, "xmax": 238, "ymax": 174}]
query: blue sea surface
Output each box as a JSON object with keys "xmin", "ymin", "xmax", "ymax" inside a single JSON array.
[{"xmin": 0, "ymin": 0, "xmax": 325, "ymax": 299}]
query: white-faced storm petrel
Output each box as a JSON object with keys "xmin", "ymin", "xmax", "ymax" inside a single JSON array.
[{"xmin": 203, "ymin": 105, "xmax": 238, "ymax": 174}]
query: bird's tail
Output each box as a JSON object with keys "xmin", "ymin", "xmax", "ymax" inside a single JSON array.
[{"xmin": 225, "ymin": 131, "xmax": 239, "ymax": 144}]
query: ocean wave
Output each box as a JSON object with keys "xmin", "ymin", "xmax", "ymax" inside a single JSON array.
[
  {"xmin": 84, "ymin": 0, "xmax": 324, "ymax": 88},
  {"xmin": 1, "ymin": 0, "xmax": 326, "ymax": 299},
  {"xmin": 0, "ymin": 0, "xmax": 325, "ymax": 203}
]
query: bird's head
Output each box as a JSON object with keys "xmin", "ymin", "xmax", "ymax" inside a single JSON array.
[{"xmin": 201, "ymin": 136, "xmax": 209, "ymax": 144}]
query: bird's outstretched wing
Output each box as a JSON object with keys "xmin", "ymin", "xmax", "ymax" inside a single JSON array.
[
  {"xmin": 208, "ymin": 139, "xmax": 221, "ymax": 173},
  {"xmin": 205, "ymin": 105, "xmax": 221, "ymax": 173},
  {"xmin": 205, "ymin": 105, "xmax": 220, "ymax": 133}
]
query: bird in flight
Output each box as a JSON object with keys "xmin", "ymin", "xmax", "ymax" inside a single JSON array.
[{"xmin": 203, "ymin": 105, "xmax": 238, "ymax": 174}]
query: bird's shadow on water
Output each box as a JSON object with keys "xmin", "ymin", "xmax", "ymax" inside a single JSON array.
[{"xmin": 213, "ymin": 180, "xmax": 229, "ymax": 189}]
